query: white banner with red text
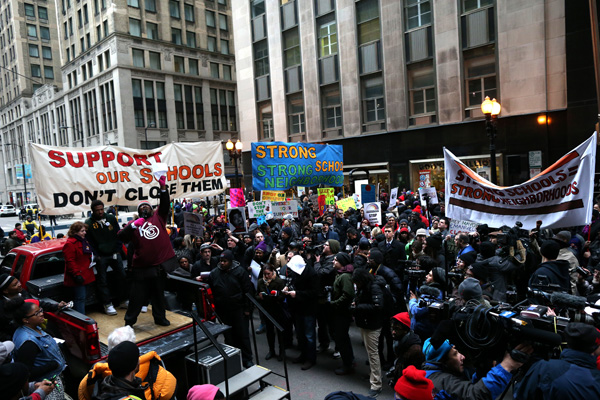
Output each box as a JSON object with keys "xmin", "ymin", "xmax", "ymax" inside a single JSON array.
[
  {"xmin": 30, "ymin": 142, "xmax": 226, "ymax": 215},
  {"xmin": 444, "ymin": 134, "xmax": 596, "ymax": 230}
]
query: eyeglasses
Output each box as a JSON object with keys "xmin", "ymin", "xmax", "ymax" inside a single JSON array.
[{"xmin": 26, "ymin": 308, "xmax": 43, "ymax": 318}]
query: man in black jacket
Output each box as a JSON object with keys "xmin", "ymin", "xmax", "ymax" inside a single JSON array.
[
  {"xmin": 202, "ymin": 250, "xmax": 254, "ymax": 368},
  {"xmin": 314, "ymin": 239, "xmax": 339, "ymax": 353},
  {"xmin": 95, "ymin": 341, "xmax": 146, "ymax": 400},
  {"xmin": 191, "ymin": 243, "xmax": 219, "ymax": 276},
  {"xmin": 377, "ymin": 226, "xmax": 406, "ymax": 276},
  {"xmin": 333, "ymin": 208, "xmax": 350, "ymax": 246},
  {"xmin": 529, "ymin": 240, "xmax": 571, "ymax": 293},
  {"xmin": 387, "ymin": 312, "xmax": 423, "ymax": 388}
]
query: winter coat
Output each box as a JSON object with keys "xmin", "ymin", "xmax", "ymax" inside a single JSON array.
[
  {"xmin": 63, "ymin": 236, "xmax": 95, "ymax": 287},
  {"xmin": 92, "ymin": 375, "xmax": 147, "ymax": 400},
  {"xmin": 529, "ymin": 259, "xmax": 571, "ymax": 293},
  {"xmin": 207, "ymin": 261, "xmax": 254, "ymax": 313},
  {"xmin": 331, "ymin": 265, "xmax": 354, "ymax": 313},
  {"xmin": 286, "ymin": 262, "xmax": 318, "ymax": 316},
  {"xmin": 514, "ymin": 348, "xmax": 600, "ymax": 399},
  {"xmin": 353, "ymin": 280, "xmax": 384, "ymax": 330}
]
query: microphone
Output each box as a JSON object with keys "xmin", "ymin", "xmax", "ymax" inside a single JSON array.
[
  {"xmin": 512, "ymin": 324, "xmax": 562, "ymax": 347},
  {"xmin": 550, "ymin": 292, "xmax": 587, "ymax": 310},
  {"xmin": 270, "ymin": 290, "xmax": 278, "ymax": 296},
  {"xmin": 419, "ymin": 285, "xmax": 441, "ymax": 299}
]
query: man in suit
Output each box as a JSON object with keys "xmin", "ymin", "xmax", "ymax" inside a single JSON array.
[{"xmin": 378, "ymin": 226, "xmax": 406, "ymax": 277}]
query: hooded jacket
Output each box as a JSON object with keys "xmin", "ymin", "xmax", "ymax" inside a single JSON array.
[
  {"xmin": 529, "ymin": 259, "xmax": 571, "ymax": 293},
  {"xmin": 207, "ymin": 260, "xmax": 254, "ymax": 313},
  {"xmin": 331, "ymin": 264, "xmax": 354, "ymax": 313},
  {"xmin": 353, "ymin": 279, "xmax": 384, "ymax": 330},
  {"xmin": 92, "ymin": 375, "xmax": 147, "ymax": 400}
]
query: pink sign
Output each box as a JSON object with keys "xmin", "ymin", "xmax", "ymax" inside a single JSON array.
[{"xmin": 230, "ymin": 188, "xmax": 246, "ymax": 208}]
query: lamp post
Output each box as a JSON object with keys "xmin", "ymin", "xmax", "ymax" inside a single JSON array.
[
  {"xmin": 144, "ymin": 122, "xmax": 156, "ymax": 149},
  {"xmin": 226, "ymin": 139, "xmax": 243, "ymax": 188},
  {"xmin": 2, "ymin": 141, "xmax": 28, "ymax": 206},
  {"xmin": 59, "ymin": 124, "xmax": 85, "ymax": 145},
  {"xmin": 481, "ymin": 96, "xmax": 501, "ymax": 185}
]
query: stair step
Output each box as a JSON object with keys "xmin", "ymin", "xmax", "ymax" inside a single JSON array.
[
  {"xmin": 250, "ymin": 385, "xmax": 289, "ymax": 400},
  {"xmin": 217, "ymin": 365, "xmax": 271, "ymax": 395}
]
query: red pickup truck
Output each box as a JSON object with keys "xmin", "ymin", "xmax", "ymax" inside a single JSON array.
[{"xmin": 0, "ymin": 239, "xmax": 222, "ymax": 379}]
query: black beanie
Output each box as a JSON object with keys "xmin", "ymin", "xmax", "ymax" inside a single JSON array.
[
  {"xmin": 469, "ymin": 261, "xmax": 489, "ymax": 280},
  {"xmin": 459, "ymin": 251, "xmax": 478, "ymax": 266},
  {"xmin": 565, "ymin": 322, "xmax": 600, "ymax": 353},
  {"xmin": 335, "ymin": 252, "xmax": 351, "ymax": 267},
  {"xmin": 108, "ymin": 341, "xmax": 139, "ymax": 378},
  {"xmin": 220, "ymin": 249, "xmax": 234, "ymax": 261},
  {"xmin": 0, "ymin": 362, "xmax": 30, "ymax": 398},
  {"xmin": 0, "ymin": 273, "xmax": 15, "ymax": 291},
  {"xmin": 432, "ymin": 267, "xmax": 446, "ymax": 285},
  {"xmin": 369, "ymin": 249, "xmax": 384, "ymax": 266},
  {"xmin": 479, "ymin": 241, "xmax": 496, "ymax": 259},
  {"xmin": 540, "ymin": 240, "xmax": 560, "ymax": 260}
]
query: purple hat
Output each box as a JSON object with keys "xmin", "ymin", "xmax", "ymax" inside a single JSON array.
[{"xmin": 255, "ymin": 241, "xmax": 267, "ymax": 252}]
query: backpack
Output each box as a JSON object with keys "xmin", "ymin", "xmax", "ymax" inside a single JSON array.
[{"xmin": 374, "ymin": 275, "xmax": 394, "ymax": 318}]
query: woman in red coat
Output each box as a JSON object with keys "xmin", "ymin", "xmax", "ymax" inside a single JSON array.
[{"xmin": 63, "ymin": 221, "xmax": 95, "ymax": 314}]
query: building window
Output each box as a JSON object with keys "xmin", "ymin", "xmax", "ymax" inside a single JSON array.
[
  {"xmin": 145, "ymin": 0, "xmax": 156, "ymax": 12},
  {"xmin": 40, "ymin": 27, "xmax": 50, "ymax": 40},
  {"xmin": 169, "ymin": 0, "xmax": 180, "ymax": 18},
  {"xmin": 171, "ymin": 28, "xmax": 182, "ymax": 45},
  {"xmin": 283, "ymin": 29, "xmax": 300, "ymax": 68},
  {"xmin": 223, "ymin": 65, "xmax": 232, "ymax": 80},
  {"xmin": 219, "ymin": 14, "xmax": 228, "ymax": 30},
  {"xmin": 174, "ymin": 56, "xmax": 185, "ymax": 73},
  {"xmin": 463, "ymin": 0, "xmax": 492, "ymax": 13},
  {"xmin": 25, "ymin": 4, "xmax": 35, "ymax": 17},
  {"xmin": 318, "ymin": 15, "xmax": 337, "ymax": 57},
  {"xmin": 129, "ymin": 18, "xmax": 142, "ymax": 37},
  {"xmin": 464, "ymin": 47, "xmax": 496, "ymax": 107},
  {"xmin": 147, "ymin": 22, "xmax": 158, "ymax": 39},
  {"xmin": 42, "ymin": 46, "xmax": 52, "ymax": 59},
  {"xmin": 38, "ymin": 6, "xmax": 48, "ymax": 20},
  {"xmin": 251, "ymin": 0, "xmax": 265, "ymax": 17},
  {"xmin": 127, "ymin": 0, "xmax": 139, "ymax": 8},
  {"xmin": 29, "ymin": 44, "xmax": 39, "ymax": 58},
  {"xmin": 322, "ymin": 85, "xmax": 342, "ymax": 129},
  {"xmin": 220, "ymin": 39, "xmax": 229, "ymax": 55},
  {"xmin": 405, "ymin": 0, "xmax": 431, "ymax": 30},
  {"xmin": 207, "ymin": 36, "xmax": 216, "ymax": 52},
  {"xmin": 132, "ymin": 48, "xmax": 144, "ymax": 67},
  {"xmin": 210, "ymin": 62, "xmax": 219, "ymax": 78},
  {"xmin": 408, "ymin": 63, "xmax": 436, "ymax": 118},
  {"xmin": 184, "ymin": 4, "xmax": 194, "ymax": 22},
  {"xmin": 254, "ymin": 40, "xmax": 269, "ymax": 76},
  {"xmin": 187, "ymin": 31, "xmax": 196, "ymax": 47},
  {"xmin": 356, "ymin": 0, "xmax": 380, "ymax": 45},
  {"xmin": 44, "ymin": 66, "xmax": 54, "ymax": 79},
  {"xmin": 27, "ymin": 24, "xmax": 37, "ymax": 38},
  {"xmin": 287, "ymin": 94, "xmax": 305, "ymax": 135},
  {"xmin": 189, "ymin": 59, "xmax": 199, "ymax": 75},
  {"xmin": 362, "ymin": 75, "xmax": 385, "ymax": 126},
  {"xmin": 206, "ymin": 11, "xmax": 216, "ymax": 27},
  {"xmin": 149, "ymin": 51, "xmax": 161, "ymax": 69},
  {"xmin": 258, "ymin": 102, "xmax": 273, "ymax": 140},
  {"xmin": 31, "ymin": 64, "xmax": 41, "ymax": 77},
  {"xmin": 174, "ymin": 84, "xmax": 185, "ymax": 129},
  {"xmin": 157, "ymin": 82, "xmax": 167, "ymax": 128}
]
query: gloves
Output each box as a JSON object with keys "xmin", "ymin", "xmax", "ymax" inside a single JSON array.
[
  {"xmin": 133, "ymin": 218, "xmax": 145, "ymax": 227},
  {"xmin": 74, "ymin": 275, "xmax": 85, "ymax": 285},
  {"xmin": 158, "ymin": 175, "xmax": 166, "ymax": 186}
]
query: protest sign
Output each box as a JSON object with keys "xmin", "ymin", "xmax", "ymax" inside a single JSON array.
[
  {"xmin": 390, "ymin": 188, "xmax": 399, "ymax": 209},
  {"xmin": 252, "ymin": 141, "xmax": 344, "ymax": 191},
  {"xmin": 297, "ymin": 186, "xmax": 306, "ymax": 197},
  {"xmin": 30, "ymin": 142, "xmax": 226, "ymax": 214},
  {"xmin": 229, "ymin": 188, "xmax": 245, "ymax": 208},
  {"xmin": 183, "ymin": 212, "xmax": 204, "ymax": 236},
  {"xmin": 272, "ymin": 201, "xmax": 299, "ymax": 218},
  {"xmin": 247, "ymin": 200, "xmax": 273, "ymax": 218},
  {"xmin": 261, "ymin": 190, "xmax": 286, "ymax": 202},
  {"xmin": 448, "ymin": 219, "xmax": 479, "ymax": 236},
  {"xmin": 418, "ymin": 187, "xmax": 439, "ymax": 205},
  {"xmin": 227, "ymin": 207, "xmax": 247, "ymax": 233},
  {"xmin": 364, "ymin": 202, "xmax": 382, "ymax": 226},
  {"xmin": 361, "ymin": 184, "xmax": 376, "ymax": 204},
  {"xmin": 318, "ymin": 188, "xmax": 335, "ymax": 205},
  {"xmin": 337, "ymin": 197, "xmax": 357, "ymax": 212},
  {"xmin": 250, "ymin": 260, "xmax": 261, "ymax": 289},
  {"xmin": 444, "ymin": 134, "xmax": 596, "ymax": 229}
]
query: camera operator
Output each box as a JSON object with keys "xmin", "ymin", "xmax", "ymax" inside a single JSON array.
[
  {"xmin": 353, "ymin": 238, "xmax": 371, "ymax": 270},
  {"xmin": 529, "ymin": 240, "xmax": 571, "ymax": 294},
  {"xmin": 314, "ymin": 239, "xmax": 339, "ymax": 354},
  {"xmin": 552, "ymin": 231, "xmax": 581, "ymax": 295},
  {"xmin": 422, "ymin": 336, "xmax": 531, "ymax": 400},
  {"xmin": 577, "ymin": 267, "xmax": 600, "ymax": 296},
  {"xmin": 408, "ymin": 268, "xmax": 446, "ymax": 341},
  {"xmin": 472, "ymin": 241, "xmax": 521, "ymax": 302},
  {"xmin": 514, "ymin": 323, "xmax": 600, "ymax": 399},
  {"xmin": 317, "ymin": 221, "xmax": 340, "ymax": 244}
]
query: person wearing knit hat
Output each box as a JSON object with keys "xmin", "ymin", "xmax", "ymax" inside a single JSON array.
[
  {"xmin": 2, "ymin": 361, "xmax": 55, "ymax": 400},
  {"xmin": 515, "ymin": 322, "xmax": 600, "ymax": 399},
  {"xmin": 108, "ymin": 341, "xmax": 140, "ymax": 378},
  {"xmin": 458, "ymin": 277, "xmax": 483, "ymax": 302},
  {"xmin": 529, "ymin": 239, "xmax": 571, "ymax": 293},
  {"xmin": 394, "ymin": 365, "xmax": 434, "ymax": 400},
  {"xmin": 203, "ymin": 246, "xmax": 255, "ymax": 368},
  {"xmin": 187, "ymin": 384, "xmax": 225, "ymax": 400},
  {"xmin": 94, "ymin": 342, "xmax": 145, "ymax": 399},
  {"xmin": 314, "ymin": 237, "xmax": 340, "ymax": 359},
  {"xmin": 331, "ymin": 252, "xmax": 356, "ymax": 375},
  {"xmin": 457, "ymin": 251, "xmax": 478, "ymax": 269},
  {"xmin": 119, "ymin": 172, "xmax": 175, "ymax": 328},
  {"xmin": 388, "ymin": 313, "xmax": 424, "ymax": 387}
]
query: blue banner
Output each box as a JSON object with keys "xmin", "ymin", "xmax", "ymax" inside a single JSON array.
[{"xmin": 252, "ymin": 142, "xmax": 344, "ymax": 191}]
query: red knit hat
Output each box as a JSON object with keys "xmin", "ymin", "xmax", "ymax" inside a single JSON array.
[
  {"xmin": 391, "ymin": 312, "xmax": 411, "ymax": 328},
  {"xmin": 394, "ymin": 365, "xmax": 434, "ymax": 400}
]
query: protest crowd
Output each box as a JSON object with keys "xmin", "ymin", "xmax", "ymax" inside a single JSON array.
[{"xmin": 4, "ymin": 181, "xmax": 600, "ymax": 400}]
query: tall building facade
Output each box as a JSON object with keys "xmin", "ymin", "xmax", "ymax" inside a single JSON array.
[
  {"xmin": 0, "ymin": 0, "xmax": 238, "ymax": 206},
  {"xmin": 233, "ymin": 0, "xmax": 599, "ymax": 193}
]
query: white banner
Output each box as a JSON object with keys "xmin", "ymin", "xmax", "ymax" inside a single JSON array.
[
  {"xmin": 444, "ymin": 134, "xmax": 597, "ymax": 229},
  {"xmin": 30, "ymin": 142, "xmax": 226, "ymax": 214}
]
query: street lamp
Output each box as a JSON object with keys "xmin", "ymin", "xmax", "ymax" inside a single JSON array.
[
  {"xmin": 481, "ymin": 96, "xmax": 501, "ymax": 184},
  {"xmin": 226, "ymin": 139, "xmax": 243, "ymax": 188},
  {"xmin": 144, "ymin": 122, "xmax": 156, "ymax": 150},
  {"xmin": 2, "ymin": 141, "xmax": 28, "ymax": 206}
]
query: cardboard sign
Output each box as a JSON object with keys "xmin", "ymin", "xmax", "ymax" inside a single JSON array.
[
  {"xmin": 336, "ymin": 197, "xmax": 358, "ymax": 212},
  {"xmin": 418, "ymin": 187, "xmax": 439, "ymax": 205},
  {"xmin": 229, "ymin": 188, "xmax": 245, "ymax": 208},
  {"xmin": 364, "ymin": 202, "xmax": 382, "ymax": 226},
  {"xmin": 318, "ymin": 188, "xmax": 335, "ymax": 205},
  {"xmin": 448, "ymin": 219, "xmax": 479, "ymax": 236},
  {"xmin": 389, "ymin": 187, "xmax": 399, "ymax": 208},
  {"xmin": 183, "ymin": 212, "xmax": 204, "ymax": 236},
  {"xmin": 247, "ymin": 200, "xmax": 273, "ymax": 218},
  {"xmin": 227, "ymin": 207, "xmax": 247, "ymax": 233},
  {"xmin": 297, "ymin": 186, "xmax": 306, "ymax": 197},
  {"xmin": 445, "ymin": 134, "xmax": 596, "ymax": 229},
  {"xmin": 271, "ymin": 201, "xmax": 299, "ymax": 219},
  {"xmin": 261, "ymin": 190, "xmax": 286, "ymax": 202}
]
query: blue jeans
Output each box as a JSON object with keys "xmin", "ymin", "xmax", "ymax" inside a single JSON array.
[
  {"xmin": 72, "ymin": 285, "xmax": 86, "ymax": 314},
  {"xmin": 295, "ymin": 314, "xmax": 316, "ymax": 363}
]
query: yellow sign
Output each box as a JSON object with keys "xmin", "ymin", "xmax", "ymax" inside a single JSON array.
[
  {"xmin": 261, "ymin": 190, "xmax": 286, "ymax": 202},
  {"xmin": 318, "ymin": 188, "xmax": 335, "ymax": 205},
  {"xmin": 336, "ymin": 197, "xmax": 357, "ymax": 212}
]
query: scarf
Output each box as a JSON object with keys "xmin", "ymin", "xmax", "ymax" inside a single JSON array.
[{"xmin": 74, "ymin": 235, "xmax": 93, "ymax": 255}]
